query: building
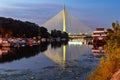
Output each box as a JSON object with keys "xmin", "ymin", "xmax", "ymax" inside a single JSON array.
[{"xmin": 92, "ymin": 28, "xmax": 107, "ymax": 45}]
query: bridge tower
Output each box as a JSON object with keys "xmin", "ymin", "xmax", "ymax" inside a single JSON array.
[
  {"xmin": 63, "ymin": 6, "xmax": 67, "ymax": 32},
  {"xmin": 42, "ymin": 5, "xmax": 92, "ymax": 34}
]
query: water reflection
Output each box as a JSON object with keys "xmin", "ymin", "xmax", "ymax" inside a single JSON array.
[
  {"xmin": 0, "ymin": 42, "xmax": 50, "ymax": 63},
  {"xmin": 0, "ymin": 41, "xmax": 69, "ymax": 63},
  {"xmin": 0, "ymin": 39, "xmax": 101, "ymax": 80},
  {"xmin": 44, "ymin": 41, "xmax": 91, "ymax": 68},
  {"xmin": 51, "ymin": 41, "xmax": 68, "ymax": 49},
  {"xmin": 63, "ymin": 45, "xmax": 67, "ymax": 68},
  {"xmin": 0, "ymin": 39, "xmax": 100, "ymax": 66},
  {"xmin": 0, "ymin": 47, "xmax": 10, "ymax": 55},
  {"xmin": 92, "ymin": 45, "xmax": 105, "ymax": 58}
]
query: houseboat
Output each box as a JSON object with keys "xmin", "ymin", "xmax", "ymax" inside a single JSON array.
[
  {"xmin": 92, "ymin": 28, "xmax": 107, "ymax": 46},
  {"xmin": 0, "ymin": 38, "xmax": 10, "ymax": 47}
]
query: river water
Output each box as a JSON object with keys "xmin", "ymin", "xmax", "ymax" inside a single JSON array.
[{"xmin": 0, "ymin": 41, "xmax": 102, "ymax": 80}]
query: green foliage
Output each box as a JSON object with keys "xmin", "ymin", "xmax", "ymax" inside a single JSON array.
[
  {"xmin": 39, "ymin": 26, "xmax": 50, "ymax": 38},
  {"xmin": 88, "ymin": 21, "xmax": 120, "ymax": 80},
  {"xmin": 0, "ymin": 16, "xmax": 69, "ymax": 39},
  {"xmin": 0, "ymin": 17, "xmax": 42, "ymax": 38},
  {"xmin": 51, "ymin": 29, "xmax": 68, "ymax": 38},
  {"xmin": 51, "ymin": 29, "xmax": 61, "ymax": 38}
]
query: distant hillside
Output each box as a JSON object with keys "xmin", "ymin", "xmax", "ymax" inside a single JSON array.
[{"xmin": 0, "ymin": 17, "xmax": 49, "ymax": 38}]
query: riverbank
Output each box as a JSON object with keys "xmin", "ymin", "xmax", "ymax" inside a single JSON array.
[
  {"xmin": 111, "ymin": 69, "xmax": 120, "ymax": 80},
  {"xmin": 88, "ymin": 46, "xmax": 120, "ymax": 80},
  {"xmin": 88, "ymin": 22, "xmax": 120, "ymax": 80}
]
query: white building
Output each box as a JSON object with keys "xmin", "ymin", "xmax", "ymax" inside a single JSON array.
[{"xmin": 92, "ymin": 28, "xmax": 107, "ymax": 45}]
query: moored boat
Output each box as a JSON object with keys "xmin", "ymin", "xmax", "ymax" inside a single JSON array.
[
  {"xmin": 1, "ymin": 39, "xmax": 10, "ymax": 47},
  {"xmin": 92, "ymin": 28, "xmax": 107, "ymax": 46}
]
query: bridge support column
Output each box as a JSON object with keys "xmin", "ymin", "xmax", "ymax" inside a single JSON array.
[{"xmin": 63, "ymin": 6, "xmax": 67, "ymax": 32}]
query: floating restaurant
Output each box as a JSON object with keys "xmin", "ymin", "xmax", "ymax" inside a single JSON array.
[{"xmin": 92, "ymin": 28, "xmax": 107, "ymax": 46}]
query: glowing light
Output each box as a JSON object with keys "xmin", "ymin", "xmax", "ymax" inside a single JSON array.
[
  {"xmin": 63, "ymin": 6, "xmax": 66, "ymax": 32},
  {"xmin": 68, "ymin": 33, "xmax": 71, "ymax": 35},
  {"xmin": 63, "ymin": 45, "xmax": 66, "ymax": 61},
  {"xmin": 63, "ymin": 45, "xmax": 67, "ymax": 68},
  {"xmin": 68, "ymin": 41, "xmax": 83, "ymax": 45}
]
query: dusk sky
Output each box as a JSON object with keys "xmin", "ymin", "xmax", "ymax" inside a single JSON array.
[{"xmin": 0, "ymin": 0, "xmax": 120, "ymax": 29}]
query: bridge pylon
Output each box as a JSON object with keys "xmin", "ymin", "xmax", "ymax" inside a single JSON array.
[{"xmin": 63, "ymin": 5, "xmax": 67, "ymax": 32}]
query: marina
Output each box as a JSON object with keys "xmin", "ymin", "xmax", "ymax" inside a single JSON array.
[{"xmin": 0, "ymin": 40, "xmax": 103, "ymax": 80}]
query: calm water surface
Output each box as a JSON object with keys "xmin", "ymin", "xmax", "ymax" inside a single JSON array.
[{"xmin": 0, "ymin": 42, "xmax": 102, "ymax": 80}]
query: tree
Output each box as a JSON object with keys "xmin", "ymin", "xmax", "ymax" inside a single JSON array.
[
  {"xmin": 39, "ymin": 26, "xmax": 49, "ymax": 38},
  {"xmin": 0, "ymin": 17, "xmax": 47, "ymax": 38},
  {"xmin": 61, "ymin": 32, "xmax": 68, "ymax": 38},
  {"xmin": 51, "ymin": 29, "xmax": 62, "ymax": 38}
]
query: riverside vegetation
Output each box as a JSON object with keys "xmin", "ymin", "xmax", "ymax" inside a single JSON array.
[
  {"xmin": 88, "ymin": 21, "xmax": 120, "ymax": 80},
  {"xmin": 0, "ymin": 17, "xmax": 68, "ymax": 39}
]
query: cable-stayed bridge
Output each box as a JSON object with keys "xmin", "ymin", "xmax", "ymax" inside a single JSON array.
[{"xmin": 42, "ymin": 6, "xmax": 92, "ymax": 34}]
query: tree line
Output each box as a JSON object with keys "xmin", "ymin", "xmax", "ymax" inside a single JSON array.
[{"xmin": 0, "ymin": 17, "xmax": 68, "ymax": 39}]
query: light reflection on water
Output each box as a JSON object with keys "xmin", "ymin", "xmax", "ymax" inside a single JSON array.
[{"xmin": 0, "ymin": 41, "xmax": 102, "ymax": 80}]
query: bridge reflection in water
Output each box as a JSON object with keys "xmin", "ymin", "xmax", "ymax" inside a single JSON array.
[
  {"xmin": 44, "ymin": 40, "xmax": 91, "ymax": 68},
  {"xmin": 0, "ymin": 39, "xmax": 104, "ymax": 80},
  {"xmin": 0, "ymin": 39, "xmax": 93, "ymax": 65},
  {"xmin": 0, "ymin": 38, "xmax": 103, "ymax": 66}
]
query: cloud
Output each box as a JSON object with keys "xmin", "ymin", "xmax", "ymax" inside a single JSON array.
[
  {"xmin": 0, "ymin": 3, "xmax": 63, "ymax": 25},
  {"xmin": 0, "ymin": 1, "xmax": 118, "ymax": 30}
]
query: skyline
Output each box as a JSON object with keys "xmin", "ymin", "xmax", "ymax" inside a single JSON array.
[{"xmin": 0, "ymin": 0, "xmax": 120, "ymax": 30}]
